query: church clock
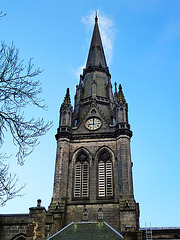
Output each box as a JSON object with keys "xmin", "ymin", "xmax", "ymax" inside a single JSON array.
[
  {"xmin": 50, "ymin": 15, "xmax": 140, "ymax": 235},
  {"xmin": 85, "ymin": 118, "xmax": 102, "ymax": 130}
]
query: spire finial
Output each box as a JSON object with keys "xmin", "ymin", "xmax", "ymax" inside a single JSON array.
[
  {"xmin": 119, "ymin": 84, "xmax": 122, "ymax": 92},
  {"xmin": 62, "ymin": 88, "xmax": 71, "ymax": 106},
  {"xmin": 115, "ymin": 82, "xmax": 117, "ymax": 94},
  {"xmin": 117, "ymin": 84, "xmax": 126, "ymax": 103},
  {"xmin": 95, "ymin": 11, "xmax": 98, "ymax": 23}
]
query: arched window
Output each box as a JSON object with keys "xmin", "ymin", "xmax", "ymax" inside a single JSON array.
[
  {"xmin": 74, "ymin": 151, "xmax": 89, "ymax": 198},
  {"xmin": 98, "ymin": 208, "xmax": 103, "ymax": 220},
  {"xmin": 98, "ymin": 150, "xmax": 113, "ymax": 198}
]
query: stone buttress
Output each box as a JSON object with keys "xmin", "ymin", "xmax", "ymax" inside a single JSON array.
[{"xmin": 48, "ymin": 15, "xmax": 140, "ymax": 237}]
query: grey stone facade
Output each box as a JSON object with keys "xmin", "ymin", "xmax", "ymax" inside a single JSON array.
[
  {"xmin": 50, "ymin": 135, "xmax": 139, "ymax": 232},
  {"xmin": 0, "ymin": 214, "xmax": 28, "ymax": 239},
  {"xmin": 0, "ymin": 16, "xmax": 178, "ymax": 240},
  {"xmin": 48, "ymin": 15, "xmax": 139, "ymax": 236}
]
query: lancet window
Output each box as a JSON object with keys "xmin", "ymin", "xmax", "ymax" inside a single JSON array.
[
  {"xmin": 98, "ymin": 150, "xmax": 113, "ymax": 198},
  {"xmin": 74, "ymin": 151, "xmax": 89, "ymax": 198}
]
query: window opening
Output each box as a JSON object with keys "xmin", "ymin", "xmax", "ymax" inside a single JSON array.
[
  {"xmin": 74, "ymin": 152, "xmax": 89, "ymax": 198},
  {"xmin": 98, "ymin": 161, "xmax": 105, "ymax": 197},
  {"xmin": 83, "ymin": 208, "xmax": 88, "ymax": 221},
  {"xmin": 106, "ymin": 161, "xmax": 113, "ymax": 196},
  {"xmin": 74, "ymin": 119, "xmax": 78, "ymax": 127},
  {"xmin": 74, "ymin": 162, "xmax": 81, "ymax": 197},
  {"xmin": 98, "ymin": 208, "xmax": 103, "ymax": 220},
  {"xmin": 98, "ymin": 150, "xmax": 113, "ymax": 198},
  {"xmin": 82, "ymin": 162, "xmax": 88, "ymax": 197}
]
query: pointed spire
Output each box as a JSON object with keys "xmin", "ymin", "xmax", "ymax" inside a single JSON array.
[
  {"xmin": 85, "ymin": 14, "xmax": 107, "ymax": 69},
  {"xmin": 115, "ymin": 82, "xmax": 117, "ymax": 95},
  {"xmin": 95, "ymin": 11, "xmax": 98, "ymax": 23},
  {"xmin": 117, "ymin": 84, "xmax": 126, "ymax": 103},
  {"xmin": 61, "ymin": 88, "xmax": 71, "ymax": 110},
  {"xmin": 64, "ymin": 88, "xmax": 71, "ymax": 105}
]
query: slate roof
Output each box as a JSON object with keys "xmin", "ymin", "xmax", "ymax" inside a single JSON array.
[{"xmin": 48, "ymin": 222, "xmax": 123, "ymax": 240}]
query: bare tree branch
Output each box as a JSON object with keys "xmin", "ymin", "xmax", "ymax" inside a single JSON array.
[
  {"xmin": 0, "ymin": 11, "xmax": 6, "ymax": 19},
  {"xmin": 0, "ymin": 159, "xmax": 25, "ymax": 206},
  {"xmin": 0, "ymin": 42, "xmax": 53, "ymax": 165},
  {"xmin": 0, "ymin": 40, "xmax": 53, "ymax": 205}
]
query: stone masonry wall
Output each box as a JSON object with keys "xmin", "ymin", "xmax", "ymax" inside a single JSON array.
[
  {"xmin": 66, "ymin": 203, "xmax": 120, "ymax": 232},
  {"xmin": 67, "ymin": 138, "xmax": 119, "ymax": 202},
  {"xmin": 0, "ymin": 214, "xmax": 29, "ymax": 240}
]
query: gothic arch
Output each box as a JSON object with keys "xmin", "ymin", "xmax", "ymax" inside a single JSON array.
[
  {"xmin": 95, "ymin": 146, "xmax": 115, "ymax": 198},
  {"xmin": 11, "ymin": 233, "xmax": 26, "ymax": 240},
  {"xmin": 71, "ymin": 147, "xmax": 92, "ymax": 163},
  {"xmin": 95, "ymin": 146, "xmax": 115, "ymax": 162},
  {"xmin": 72, "ymin": 147, "xmax": 92, "ymax": 199}
]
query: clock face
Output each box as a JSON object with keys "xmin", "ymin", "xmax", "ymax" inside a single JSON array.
[{"xmin": 85, "ymin": 118, "xmax": 102, "ymax": 130}]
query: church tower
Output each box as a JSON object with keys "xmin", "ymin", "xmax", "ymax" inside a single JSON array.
[{"xmin": 49, "ymin": 16, "xmax": 140, "ymax": 235}]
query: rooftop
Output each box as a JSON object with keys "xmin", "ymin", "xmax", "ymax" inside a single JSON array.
[{"xmin": 48, "ymin": 221, "xmax": 124, "ymax": 240}]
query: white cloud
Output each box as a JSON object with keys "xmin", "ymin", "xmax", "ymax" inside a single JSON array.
[
  {"xmin": 72, "ymin": 63, "xmax": 86, "ymax": 79},
  {"xmin": 73, "ymin": 11, "xmax": 115, "ymax": 79},
  {"xmin": 82, "ymin": 10, "xmax": 115, "ymax": 65}
]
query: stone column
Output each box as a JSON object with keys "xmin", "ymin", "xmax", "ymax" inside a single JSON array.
[
  {"xmin": 27, "ymin": 199, "xmax": 46, "ymax": 240},
  {"xmin": 117, "ymin": 136, "xmax": 134, "ymax": 198}
]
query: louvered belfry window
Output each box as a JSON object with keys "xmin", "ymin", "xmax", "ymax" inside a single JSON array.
[
  {"xmin": 98, "ymin": 150, "xmax": 113, "ymax": 197},
  {"xmin": 74, "ymin": 152, "xmax": 89, "ymax": 198}
]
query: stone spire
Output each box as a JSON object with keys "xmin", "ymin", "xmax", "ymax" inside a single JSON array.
[
  {"xmin": 117, "ymin": 84, "xmax": 126, "ymax": 104},
  {"xmin": 60, "ymin": 88, "xmax": 71, "ymax": 110},
  {"xmin": 85, "ymin": 15, "xmax": 107, "ymax": 69},
  {"xmin": 116, "ymin": 84, "xmax": 129, "ymax": 125},
  {"xmin": 79, "ymin": 15, "xmax": 111, "ymax": 102},
  {"xmin": 59, "ymin": 88, "xmax": 72, "ymax": 129}
]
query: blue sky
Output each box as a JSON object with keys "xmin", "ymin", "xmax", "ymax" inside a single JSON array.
[{"xmin": 1, "ymin": 0, "xmax": 180, "ymax": 228}]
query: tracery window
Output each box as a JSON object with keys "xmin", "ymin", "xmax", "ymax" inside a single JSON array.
[
  {"xmin": 98, "ymin": 150, "xmax": 113, "ymax": 198},
  {"xmin": 74, "ymin": 151, "xmax": 89, "ymax": 198}
]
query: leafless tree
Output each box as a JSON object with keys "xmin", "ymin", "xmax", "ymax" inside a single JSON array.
[
  {"xmin": 0, "ymin": 11, "xmax": 6, "ymax": 19},
  {"xmin": 0, "ymin": 158, "xmax": 24, "ymax": 206},
  {"xmin": 0, "ymin": 13, "xmax": 52, "ymax": 205},
  {"xmin": 0, "ymin": 42, "xmax": 52, "ymax": 165}
]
